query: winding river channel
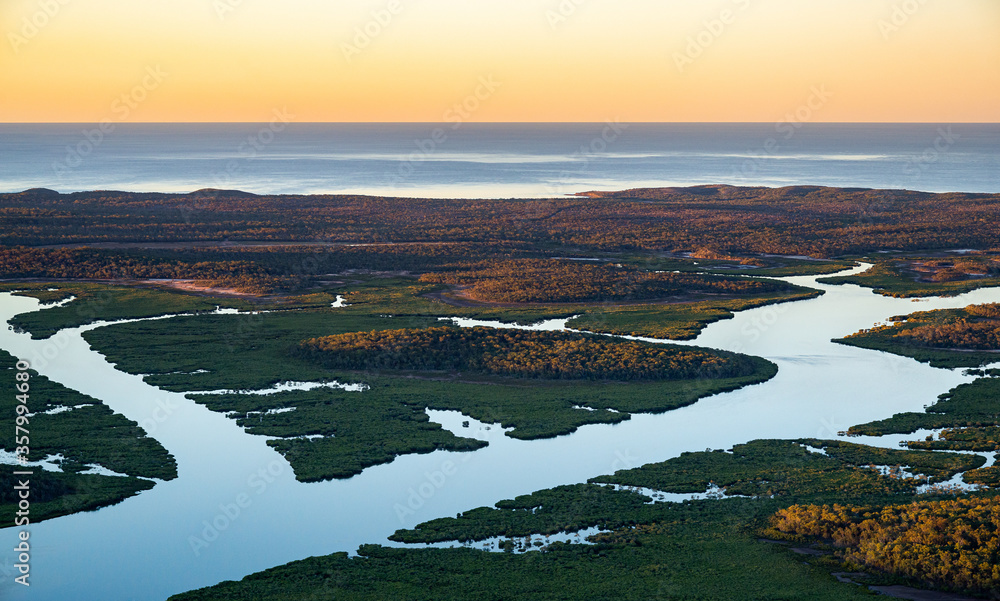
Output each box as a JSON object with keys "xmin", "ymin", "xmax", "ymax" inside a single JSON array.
[{"xmin": 2, "ymin": 264, "xmax": 1000, "ymax": 601}]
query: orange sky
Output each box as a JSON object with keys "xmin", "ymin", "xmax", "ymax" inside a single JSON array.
[{"xmin": 1, "ymin": 0, "xmax": 998, "ymax": 122}]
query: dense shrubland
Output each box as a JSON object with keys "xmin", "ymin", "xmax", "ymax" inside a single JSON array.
[
  {"xmin": 4, "ymin": 186, "xmax": 1000, "ymax": 256},
  {"xmin": 839, "ymin": 303, "xmax": 1000, "ymax": 366},
  {"xmin": 7, "ymin": 186, "xmax": 999, "ymax": 299},
  {"xmin": 873, "ymin": 303, "xmax": 1000, "ymax": 350},
  {"xmin": 821, "ymin": 260, "xmax": 1000, "ymax": 298},
  {"xmin": 299, "ymin": 326, "xmax": 759, "ymax": 381},
  {"xmin": 0, "ymin": 241, "xmax": 537, "ymax": 294},
  {"xmin": 912, "ymin": 257, "xmax": 1000, "ymax": 282},
  {"xmin": 0, "ymin": 246, "xmax": 290, "ymax": 293},
  {"xmin": 771, "ymin": 496, "xmax": 1000, "ymax": 595},
  {"xmin": 419, "ymin": 260, "xmax": 794, "ymax": 303}
]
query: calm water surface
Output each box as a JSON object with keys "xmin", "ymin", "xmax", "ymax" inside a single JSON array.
[
  {"xmin": 2, "ymin": 123, "xmax": 998, "ymax": 197},
  {"xmin": 1, "ymin": 266, "xmax": 1000, "ymax": 599}
]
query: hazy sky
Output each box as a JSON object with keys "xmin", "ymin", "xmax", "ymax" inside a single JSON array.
[{"xmin": 2, "ymin": 0, "xmax": 998, "ymax": 122}]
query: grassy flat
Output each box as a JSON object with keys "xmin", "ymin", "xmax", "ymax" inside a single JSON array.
[{"xmin": 84, "ymin": 308, "xmax": 777, "ymax": 481}]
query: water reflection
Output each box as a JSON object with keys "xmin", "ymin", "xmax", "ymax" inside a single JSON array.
[{"xmin": 1, "ymin": 268, "xmax": 999, "ymax": 600}]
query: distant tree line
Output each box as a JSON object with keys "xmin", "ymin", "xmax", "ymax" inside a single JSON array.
[
  {"xmin": 4, "ymin": 186, "xmax": 1000, "ymax": 255},
  {"xmin": 0, "ymin": 244, "xmax": 533, "ymax": 294},
  {"xmin": 0, "ymin": 247, "xmax": 290, "ymax": 294}
]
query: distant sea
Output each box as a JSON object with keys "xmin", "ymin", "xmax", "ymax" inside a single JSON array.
[{"xmin": 0, "ymin": 123, "xmax": 997, "ymax": 198}]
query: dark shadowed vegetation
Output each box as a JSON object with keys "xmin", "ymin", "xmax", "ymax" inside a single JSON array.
[{"xmin": 0, "ymin": 350, "xmax": 176, "ymax": 524}]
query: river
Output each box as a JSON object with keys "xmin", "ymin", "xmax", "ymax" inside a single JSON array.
[{"xmin": 1, "ymin": 265, "xmax": 999, "ymax": 601}]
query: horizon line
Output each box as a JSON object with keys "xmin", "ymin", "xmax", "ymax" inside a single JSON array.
[{"xmin": 2, "ymin": 121, "xmax": 999, "ymax": 126}]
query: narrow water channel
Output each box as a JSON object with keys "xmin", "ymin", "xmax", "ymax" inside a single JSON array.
[{"xmin": 1, "ymin": 267, "xmax": 999, "ymax": 601}]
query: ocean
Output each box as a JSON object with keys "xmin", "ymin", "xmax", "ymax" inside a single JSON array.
[{"xmin": 0, "ymin": 123, "xmax": 997, "ymax": 198}]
